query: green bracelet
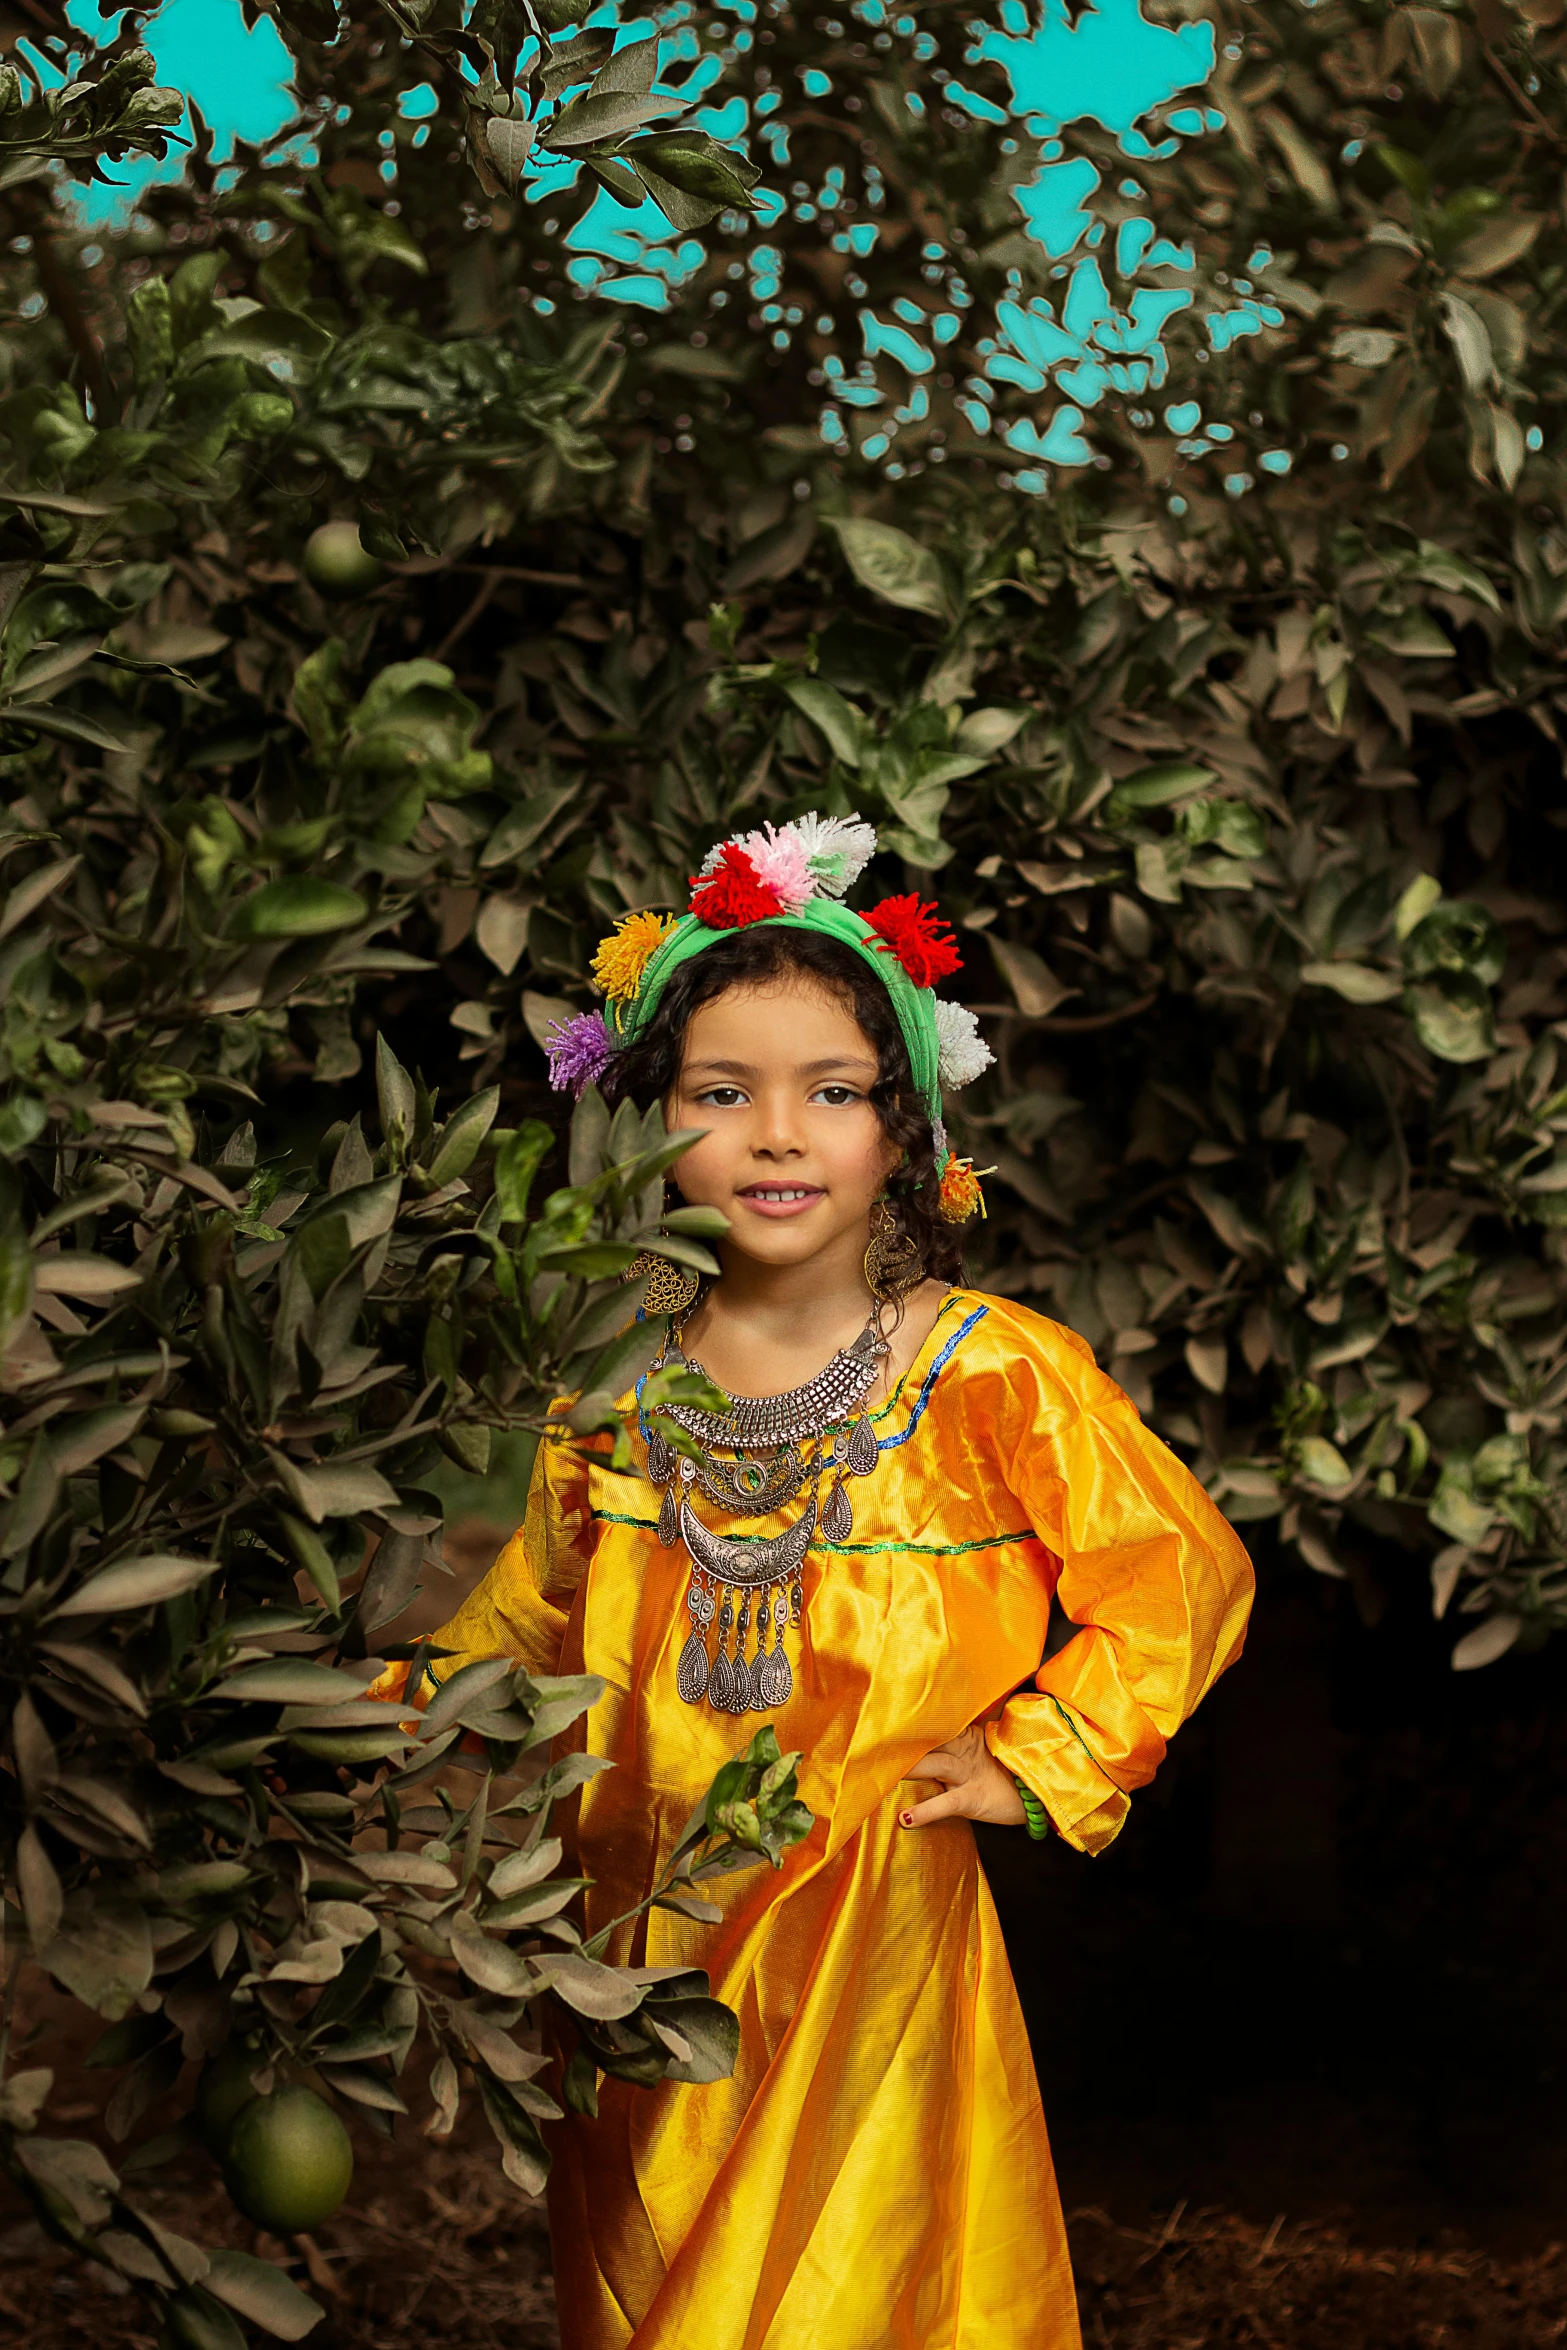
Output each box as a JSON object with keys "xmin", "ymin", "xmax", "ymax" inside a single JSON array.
[{"xmin": 1013, "ymin": 1775, "xmax": 1052, "ymax": 1841}]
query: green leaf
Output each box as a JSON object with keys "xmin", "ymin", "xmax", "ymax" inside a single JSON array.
[
  {"xmin": 477, "ymin": 110, "xmax": 537, "ymax": 195},
  {"xmin": 1366, "ymin": 609, "xmax": 1453, "ymax": 659},
  {"xmin": 420, "ymin": 1656, "xmax": 515, "ymax": 1737},
  {"xmin": 1299, "ymin": 962, "xmax": 1404, "ymax": 1005},
  {"xmin": 203, "ymin": 2250, "xmax": 325, "ymax": 2341},
  {"xmin": 187, "ymin": 308, "xmax": 333, "ymax": 365},
  {"xmin": 543, "ymin": 89, "xmax": 684, "ymax": 148},
  {"xmin": 641, "ymin": 1993, "xmax": 738, "ymax": 2084},
  {"xmin": 1450, "ymin": 1614, "xmax": 1522, "ymax": 1671},
  {"xmin": 279, "ymin": 1511, "xmax": 341, "ymax": 1612},
  {"xmin": 158, "ymin": 2293, "xmax": 247, "ymax": 2350},
  {"xmin": 649, "ymin": 343, "xmax": 749, "ymax": 385},
  {"xmin": 1439, "ymin": 292, "xmax": 1494, "ymax": 395},
  {"xmin": 1452, "ymin": 213, "xmax": 1543, "ymax": 279},
  {"xmin": 631, "ymin": 132, "xmax": 761, "ymax": 230},
  {"xmin": 428, "ymin": 1086, "xmax": 501, "ymax": 1184},
  {"xmin": 0, "ymin": 1093, "xmax": 47, "ymax": 1157},
  {"xmin": 1404, "ymin": 974, "xmax": 1496, "ymax": 1064},
  {"xmin": 481, "ymin": 783, "xmax": 579, "ymax": 868},
  {"xmin": 0, "ymin": 704, "xmax": 131, "ymax": 754},
  {"xmin": 0, "ymin": 2067, "xmax": 53, "ymax": 2130},
  {"xmin": 1393, "ymin": 874, "xmax": 1442, "ymax": 940},
  {"xmin": 273, "ymin": 1458, "xmax": 401, "ymax": 1522},
  {"xmin": 541, "ymin": 1951, "xmax": 646, "ymax": 2020},
  {"xmin": 489, "ymin": 1838, "xmax": 565, "ymax": 1900},
  {"xmin": 450, "ymin": 1910, "xmax": 535, "ymax": 1997},
  {"xmin": 51, "ymin": 1552, "xmax": 220, "ymax": 1619},
  {"xmin": 781, "ymin": 677, "xmax": 863, "ymax": 767},
  {"xmin": 1375, "ymin": 144, "xmax": 1429, "ymax": 204},
  {"xmin": 1108, "ymin": 763, "xmax": 1216, "ymax": 814},
  {"xmin": 38, "ymin": 1895, "xmax": 153, "ymax": 2019},
  {"xmin": 1296, "ymin": 1437, "xmax": 1353, "ymax": 1489},
  {"xmin": 214, "ymin": 1659, "xmax": 369, "ymax": 1705},
  {"xmin": 827, "ymin": 518, "xmax": 947, "ymax": 619},
  {"xmin": 658, "ymin": 1204, "xmax": 730, "ymax": 1238},
  {"xmin": 988, "ymin": 936, "xmax": 1073, "ymax": 1018},
  {"xmin": 32, "ymin": 1252, "xmax": 141, "ymax": 1299},
  {"xmin": 1330, "ymin": 327, "xmax": 1400, "ymax": 367},
  {"xmin": 230, "ymin": 878, "xmax": 368, "ymax": 939},
  {"xmin": 953, "ymin": 705, "xmax": 1031, "ymax": 755},
  {"xmin": 1403, "ymin": 901, "xmax": 1505, "ymax": 985}
]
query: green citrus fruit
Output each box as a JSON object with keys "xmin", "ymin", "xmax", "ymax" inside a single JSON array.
[
  {"xmin": 302, "ymin": 520, "xmax": 384, "ymax": 601},
  {"xmin": 194, "ymin": 2047, "xmax": 263, "ymax": 2154},
  {"xmin": 222, "ymin": 2085, "xmax": 353, "ymax": 2233}
]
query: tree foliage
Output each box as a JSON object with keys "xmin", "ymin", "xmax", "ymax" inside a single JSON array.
[
  {"xmin": 4, "ymin": 0, "xmax": 1567, "ymax": 2315},
  {"xmin": 9, "ymin": 3, "xmax": 1567, "ymax": 1629}
]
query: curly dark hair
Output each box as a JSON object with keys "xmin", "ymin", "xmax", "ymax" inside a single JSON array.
[{"xmin": 599, "ymin": 925, "xmax": 966, "ymax": 1288}]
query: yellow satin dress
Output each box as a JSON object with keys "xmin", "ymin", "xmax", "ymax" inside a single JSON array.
[{"xmin": 404, "ymin": 1289, "xmax": 1254, "ymax": 2350}]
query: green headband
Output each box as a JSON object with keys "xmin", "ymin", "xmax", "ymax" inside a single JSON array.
[{"xmin": 606, "ymin": 898, "xmax": 944, "ymax": 1128}]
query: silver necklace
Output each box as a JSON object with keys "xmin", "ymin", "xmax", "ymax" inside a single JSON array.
[{"xmin": 645, "ymin": 1306, "xmax": 889, "ymax": 1716}]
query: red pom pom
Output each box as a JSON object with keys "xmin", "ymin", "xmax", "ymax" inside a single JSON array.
[
  {"xmin": 689, "ymin": 844, "xmax": 786, "ymax": 929},
  {"xmin": 863, "ymin": 894, "xmax": 963, "ymax": 988}
]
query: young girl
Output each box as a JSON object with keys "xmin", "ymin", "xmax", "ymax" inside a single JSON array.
[{"xmin": 399, "ymin": 815, "xmax": 1253, "ymax": 2350}]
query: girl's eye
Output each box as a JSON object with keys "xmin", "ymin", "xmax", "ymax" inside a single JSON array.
[
  {"xmin": 696, "ymin": 1086, "xmax": 748, "ymax": 1108},
  {"xmin": 813, "ymin": 1086, "xmax": 862, "ymax": 1107}
]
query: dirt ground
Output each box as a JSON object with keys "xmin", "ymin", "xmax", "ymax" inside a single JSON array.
[{"xmin": 4, "ymin": 2124, "xmax": 1564, "ymax": 2350}]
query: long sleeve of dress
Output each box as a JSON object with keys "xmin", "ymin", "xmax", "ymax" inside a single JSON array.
[
  {"xmin": 367, "ymin": 1425, "xmax": 595, "ymax": 1703},
  {"xmin": 981, "ymin": 1312, "xmax": 1255, "ymax": 1857}
]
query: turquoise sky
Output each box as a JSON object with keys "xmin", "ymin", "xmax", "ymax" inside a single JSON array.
[
  {"xmin": 64, "ymin": 0, "xmax": 298, "ymax": 223},
  {"xmin": 58, "ymin": 1, "xmax": 1262, "ymax": 493}
]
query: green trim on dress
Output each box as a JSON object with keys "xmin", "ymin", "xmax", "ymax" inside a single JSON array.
[{"xmin": 591, "ymin": 1506, "xmax": 1038, "ymax": 1559}]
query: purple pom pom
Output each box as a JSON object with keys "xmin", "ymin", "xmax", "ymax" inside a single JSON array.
[{"xmin": 545, "ymin": 1011, "xmax": 614, "ymax": 1098}]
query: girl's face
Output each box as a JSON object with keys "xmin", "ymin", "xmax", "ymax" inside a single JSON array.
[{"xmin": 666, "ymin": 977, "xmax": 899, "ymax": 1273}]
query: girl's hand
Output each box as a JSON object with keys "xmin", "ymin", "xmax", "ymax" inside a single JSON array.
[{"xmin": 900, "ymin": 1724, "xmax": 1027, "ymax": 1830}]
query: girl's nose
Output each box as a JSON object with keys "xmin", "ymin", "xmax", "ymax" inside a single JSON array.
[{"xmin": 752, "ymin": 1094, "xmax": 808, "ymax": 1157}]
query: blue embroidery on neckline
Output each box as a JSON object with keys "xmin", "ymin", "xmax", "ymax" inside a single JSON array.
[{"xmin": 877, "ymin": 1302, "xmax": 989, "ymax": 1451}]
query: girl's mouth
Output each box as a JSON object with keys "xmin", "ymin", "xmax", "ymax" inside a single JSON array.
[{"xmin": 736, "ymin": 1184, "xmax": 825, "ymax": 1218}]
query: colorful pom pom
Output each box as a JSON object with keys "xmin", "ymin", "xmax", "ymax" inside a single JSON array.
[
  {"xmin": 790, "ymin": 811, "xmax": 878, "ymax": 897},
  {"xmin": 864, "ymin": 894, "xmax": 964, "ymax": 989},
  {"xmin": 591, "ymin": 910, "xmax": 679, "ymax": 1002},
  {"xmin": 689, "ymin": 843, "xmax": 787, "ymax": 929},
  {"xmin": 933, "ymin": 998, "xmax": 994, "ymax": 1090},
  {"xmin": 938, "ymin": 1157, "xmax": 989, "ymax": 1224},
  {"xmin": 544, "ymin": 1011, "xmax": 615, "ymax": 1098},
  {"xmin": 734, "ymin": 823, "xmax": 814, "ymax": 913}
]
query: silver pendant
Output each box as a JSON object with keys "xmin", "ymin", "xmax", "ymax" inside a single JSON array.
[
  {"xmin": 708, "ymin": 1644, "xmax": 735, "ymax": 1712},
  {"xmin": 821, "ymin": 1476, "xmax": 853, "ymax": 1543},
  {"xmin": 657, "ymin": 1483, "xmax": 680, "ymax": 1547},
  {"xmin": 755, "ymin": 1624, "xmax": 792, "ymax": 1707},
  {"xmin": 680, "ymin": 1488, "xmax": 818, "ymax": 1587},
  {"xmin": 847, "ymin": 1412, "xmax": 879, "ymax": 1478},
  {"xmin": 647, "ymin": 1427, "xmax": 671, "ymax": 1484},
  {"xmin": 676, "ymin": 1629, "xmax": 711, "ymax": 1705}
]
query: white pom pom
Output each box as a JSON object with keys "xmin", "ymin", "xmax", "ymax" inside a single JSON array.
[
  {"xmin": 787, "ymin": 811, "xmax": 878, "ymax": 897},
  {"xmin": 933, "ymin": 999, "xmax": 994, "ymax": 1090}
]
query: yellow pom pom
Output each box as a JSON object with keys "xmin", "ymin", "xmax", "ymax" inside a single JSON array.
[
  {"xmin": 591, "ymin": 911, "xmax": 678, "ymax": 1002},
  {"xmin": 938, "ymin": 1157, "xmax": 990, "ymax": 1224}
]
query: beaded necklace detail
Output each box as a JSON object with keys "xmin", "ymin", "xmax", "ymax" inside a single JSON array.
[{"xmin": 646, "ymin": 1309, "xmax": 888, "ymax": 1715}]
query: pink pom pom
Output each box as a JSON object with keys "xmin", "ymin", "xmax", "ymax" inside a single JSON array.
[{"xmin": 740, "ymin": 824, "xmax": 814, "ymax": 914}]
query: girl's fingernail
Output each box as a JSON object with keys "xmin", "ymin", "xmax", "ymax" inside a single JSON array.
[{"xmin": 900, "ymin": 1811, "xmax": 913, "ymax": 1827}]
